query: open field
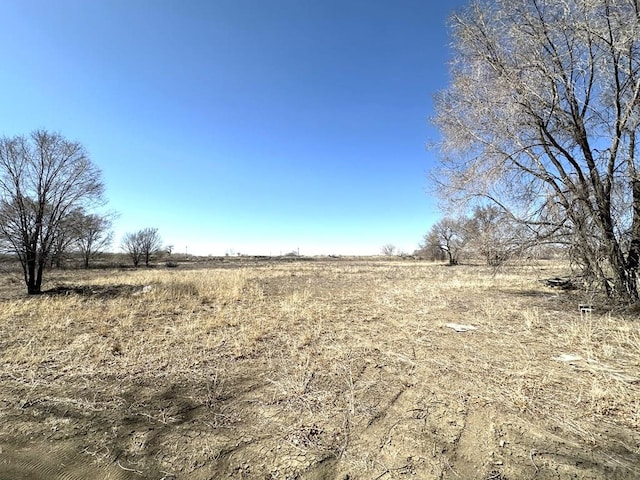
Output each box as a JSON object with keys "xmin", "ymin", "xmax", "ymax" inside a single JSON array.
[{"xmin": 0, "ymin": 258, "xmax": 638, "ymax": 479}]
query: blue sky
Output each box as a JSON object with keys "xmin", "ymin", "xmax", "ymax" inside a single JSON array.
[{"xmin": 1, "ymin": 0, "xmax": 466, "ymax": 256}]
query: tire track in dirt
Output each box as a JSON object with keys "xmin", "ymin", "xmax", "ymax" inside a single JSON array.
[
  {"xmin": 439, "ymin": 403, "xmax": 640, "ymax": 480},
  {"xmin": 337, "ymin": 382, "xmax": 456, "ymax": 479},
  {"xmin": 494, "ymin": 414, "xmax": 640, "ymax": 480},
  {"xmin": 442, "ymin": 406, "xmax": 501, "ymax": 480},
  {"xmin": 0, "ymin": 441, "xmax": 136, "ymax": 480}
]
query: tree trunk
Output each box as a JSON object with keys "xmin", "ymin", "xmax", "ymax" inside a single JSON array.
[
  {"xmin": 601, "ymin": 208, "xmax": 638, "ymax": 302},
  {"xmin": 25, "ymin": 257, "xmax": 40, "ymax": 294},
  {"xmin": 621, "ymin": 189, "xmax": 640, "ymax": 302},
  {"xmin": 35, "ymin": 262, "xmax": 44, "ymax": 294},
  {"xmin": 446, "ymin": 250, "xmax": 457, "ymax": 265}
]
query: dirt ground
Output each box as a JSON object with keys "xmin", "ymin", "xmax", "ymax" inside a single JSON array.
[{"xmin": 0, "ymin": 258, "xmax": 638, "ymax": 479}]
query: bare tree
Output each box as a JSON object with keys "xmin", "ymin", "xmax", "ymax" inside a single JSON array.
[
  {"xmin": 121, "ymin": 228, "xmax": 162, "ymax": 267},
  {"xmin": 0, "ymin": 131, "xmax": 105, "ymax": 294},
  {"xmin": 74, "ymin": 211, "xmax": 114, "ymax": 268},
  {"xmin": 464, "ymin": 206, "xmax": 528, "ymax": 266},
  {"xmin": 49, "ymin": 209, "xmax": 83, "ymax": 268},
  {"xmin": 139, "ymin": 227, "xmax": 162, "ymax": 266},
  {"xmin": 44, "ymin": 209, "xmax": 114, "ymax": 269},
  {"xmin": 121, "ymin": 231, "xmax": 143, "ymax": 267},
  {"xmin": 415, "ymin": 234, "xmax": 447, "ymax": 261},
  {"xmin": 423, "ymin": 218, "xmax": 467, "ymax": 265},
  {"xmin": 381, "ymin": 243, "xmax": 397, "ymax": 256},
  {"xmin": 433, "ymin": 0, "xmax": 640, "ymax": 301}
]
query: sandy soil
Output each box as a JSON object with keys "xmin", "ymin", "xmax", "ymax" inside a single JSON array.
[{"xmin": 0, "ymin": 258, "xmax": 638, "ymax": 479}]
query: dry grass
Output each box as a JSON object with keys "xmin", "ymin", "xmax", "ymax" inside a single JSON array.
[{"xmin": 0, "ymin": 258, "xmax": 638, "ymax": 479}]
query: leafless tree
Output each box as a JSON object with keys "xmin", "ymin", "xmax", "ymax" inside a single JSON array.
[
  {"xmin": 414, "ymin": 237, "xmax": 447, "ymax": 261},
  {"xmin": 0, "ymin": 131, "xmax": 105, "ymax": 294},
  {"xmin": 464, "ymin": 206, "xmax": 529, "ymax": 266},
  {"xmin": 139, "ymin": 227, "xmax": 162, "ymax": 266},
  {"xmin": 433, "ymin": 0, "xmax": 640, "ymax": 301},
  {"xmin": 423, "ymin": 218, "xmax": 467, "ymax": 265},
  {"xmin": 381, "ymin": 243, "xmax": 397, "ymax": 256},
  {"xmin": 121, "ymin": 228, "xmax": 162, "ymax": 267},
  {"xmin": 121, "ymin": 231, "xmax": 143, "ymax": 267},
  {"xmin": 74, "ymin": 211, "xmax": 114, "ymax": 268},
  {"xmin": 49, "ymin": 209, "xmax": 83, "ymax": 268},
  {"xmin": 45, "ymin": 209, "xmax": 114, "ymax": 269}
]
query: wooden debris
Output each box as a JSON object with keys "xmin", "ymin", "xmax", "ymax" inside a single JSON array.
[{"xmin": 542, "ymin": 277, "xmax": 575, "ymax": 289}]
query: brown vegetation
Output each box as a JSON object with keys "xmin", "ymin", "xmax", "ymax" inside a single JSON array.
[{"xmin": 0, "ymin": 257, "xmax": 638, "ymax": 479}]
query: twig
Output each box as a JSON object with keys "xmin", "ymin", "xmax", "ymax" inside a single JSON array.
[
  {"xmin": 116, "ymin": 460, "xmax": 143, "ymax": 475},
  {"xmin": 530, "ymin": 450, "xmax": 539, "ymax": 473},
  {"xmin": 374, "ymin": 467, "xmax": 390, "ymax": 480},
  {"xmin": 444, "ymin": 458, "xmax": 460, "ymax": 477}
]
